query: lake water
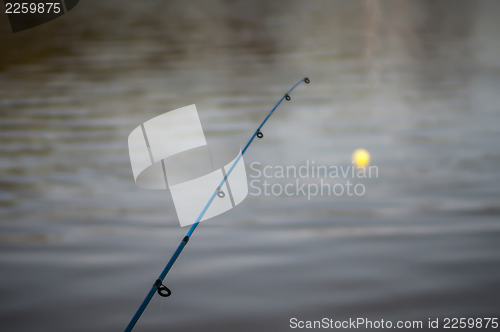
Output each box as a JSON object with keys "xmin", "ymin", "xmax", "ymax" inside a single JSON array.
[{"xmin": 1, "ymin": 1, "xmax": 500, "ymax": 331}]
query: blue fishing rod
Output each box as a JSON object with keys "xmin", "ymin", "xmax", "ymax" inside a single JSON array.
[{"xmin": 124, "ymin": 77, "xmax": 310, "ymax": 332}]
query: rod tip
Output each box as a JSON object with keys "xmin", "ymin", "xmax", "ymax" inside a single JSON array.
[{"xmin": 304, "ymin": 77, "xmax": 310, "ymax": 84}]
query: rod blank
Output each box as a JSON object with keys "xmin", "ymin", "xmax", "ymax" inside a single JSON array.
[{"xmin": 124, "ymin": 77, "xmax": 310, "ymax": 332}]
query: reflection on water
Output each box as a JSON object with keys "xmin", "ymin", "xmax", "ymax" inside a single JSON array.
[
  {"xmin": 1, "ymin": 0, "xmax": 499, "ymax": 227},
  {"xmin": 1, "ymin": 1, "xmax": 500, "ymax": 331}
]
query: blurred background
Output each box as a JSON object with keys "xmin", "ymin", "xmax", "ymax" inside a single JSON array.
[{"xmin": 0, "ymin": 0, "xmax": 499, "ymax": 331}]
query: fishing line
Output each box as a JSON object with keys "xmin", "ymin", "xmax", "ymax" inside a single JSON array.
[{"xmin": 124, "ymin": 77, "xmax": 310, "ymax": 332}]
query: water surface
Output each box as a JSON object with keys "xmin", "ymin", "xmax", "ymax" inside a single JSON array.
[{"xmin": 1, "ymin": 1, "xmax": 499, "ymax": 331}]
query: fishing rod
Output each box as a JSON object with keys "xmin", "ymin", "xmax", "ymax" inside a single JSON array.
[{"xmin": 124, "ymin": 77, "xmax": 310, "ymax": 332}]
